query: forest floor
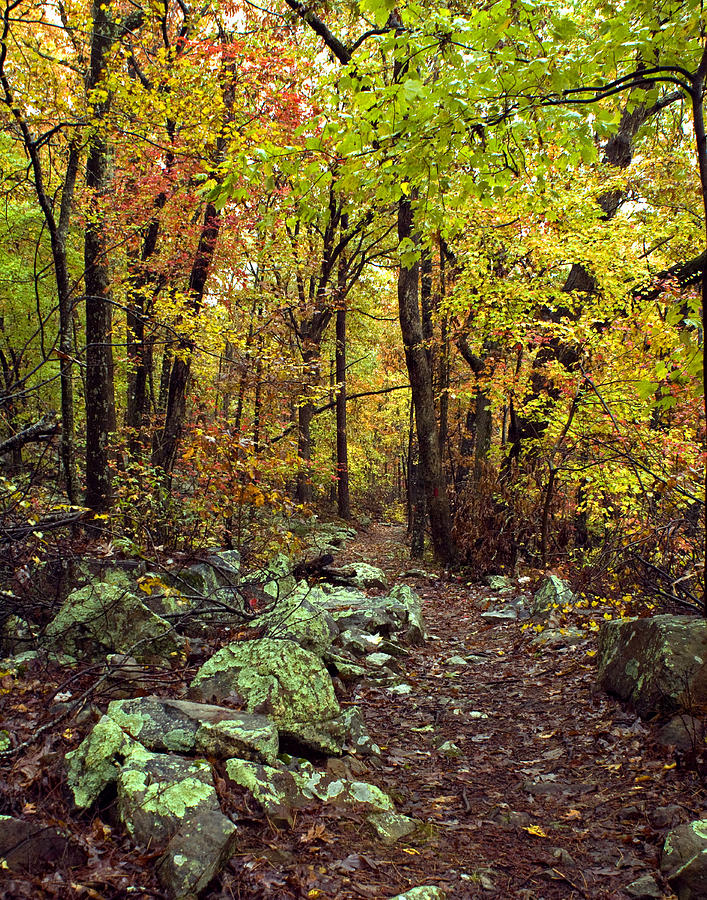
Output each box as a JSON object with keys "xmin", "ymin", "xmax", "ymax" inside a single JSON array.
[{"xmin": 2, "ymin": 522, "xmax": 706, "ymax": 899}]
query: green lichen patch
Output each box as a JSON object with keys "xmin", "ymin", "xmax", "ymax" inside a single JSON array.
[
  {"xmin": 46, "ymin": 581, "xmax": 184, "ymax": 664},
  {"xmin": 225, "ymin": 758, "xmax": 308, "ymax": 825},
  {"xmin": 157, "ymin": 810, "xmax": 237, "ymax": 900},
  {"xmin": 367, "ymin": 811, "xmax": 418, "ymax": 844},
  {"xmin": 249, "ymin": 588, "xmax": 339, "ymax": 655},
  {"xmin": 117, "ymin": 752, "xmax": 220, "ymax": 846},
  {"xmin": 106, "ymin": 697, "xmax": 278, "ymax": 763},
  {"xmin": 388, "ymin": 888, "xmax": 447, "ymax": 900},
  {"xmin": 65, "ymin": 715, "xmax": 142, "ymax": 809},
  {"xmin": 195, "ymin": 718, "xmax": 278, "ymax": 765},
  {"xmin": 190, "ymin": 638, "xmax": 341, "ymax": 751}
]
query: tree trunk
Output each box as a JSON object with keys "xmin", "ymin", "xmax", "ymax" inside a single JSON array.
[
  {"xmin": 295, "ymin": 396, "xmax": 315, "ymax": 502},
  {"xmin": 335, "ymin": 220, "xmax": 350, "ymax": 519},
  {"xmin": 397, "ymin": 196, "xmax": 455, "ymax": 564},
  {"xmin": 335, "ymin": 305, "xmax": 350, "ymax": 518},
  {"xmin": 152, "ymin": 202, "xmax": 220, "ymax": 473}
]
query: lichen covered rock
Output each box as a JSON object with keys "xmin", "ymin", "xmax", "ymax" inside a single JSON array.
[
  {"xmin": 319, "ymin": 584, "xmax": 425, "ymax": 645},
  {"xmin": 388, "ymin": 887, "xmax": 447, "ymax": 899},
  {"xmin": 367, "ymin": 811, "xmax": 418, "ymax": 844},
  {"xmin": 532, "ymin": 575, "xmax": 576, "ymax": 616},
  {"xmin": 250, "ymin": 588, "xmax": 339, "ymax": 654},
  {"xmin": 224, "ymin": 758, "xmax": 310, "ymax": 825},
  {"xmin": 65, "ymin": 715, "xmax": 142, "ymax": 809},
  {"xmin": 323, "ymin": 563, "xmax": 388, "ymax": 591},
  {"xmin": 661, "ymin": 818, "xmax": 707, "ymax": 899},
  {"xmin": 157, "ymin": 810, "xmax": 237, "ymax": 900},
  {"xmin": 117, "ymin": 749, "xmax": 220, "ymax": 846},
  {"xmin": 303, "ymin": 770, "xmax": 394, "ymax": 811},
  {"xmin": 190, "ymin": 638, "xmax": 343, "ymax": 753},
  {"xmin": 46, "ymin": 581, "xmax": 184, "ymax": 663},
  {"xmin": 106, "ymin": 696, "xmax": 278, "ymax": 764},
  {"xmin": 597, "ymin": 615, "xmax": 707, "ymax": 719}
]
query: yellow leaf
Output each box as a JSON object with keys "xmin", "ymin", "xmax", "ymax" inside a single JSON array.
[
  {"xmin": 522, "ymin": 825, "xmax": 548, "ymax": 838},
  {"xmin": 634, "ymin": 775, "xmax": 651, "ymax": 783}
]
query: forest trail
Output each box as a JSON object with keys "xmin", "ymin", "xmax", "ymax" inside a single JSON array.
[{"xmin": 227, "ymin": 524, "xmax": 706, "ymax": 900}]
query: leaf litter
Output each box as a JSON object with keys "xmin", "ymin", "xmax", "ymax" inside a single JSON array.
[{"xmin": 1, "ymin": 522, "xmax": 705, "ymax": 898}]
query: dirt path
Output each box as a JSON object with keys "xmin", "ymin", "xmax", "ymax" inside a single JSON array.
[
  {"xmin": 227, "ymin": 523, "xmax": 706, "ymax": 899},
  {"xmin": 3, "ymin": 524, "xmax": 705, "ymax": 899}
]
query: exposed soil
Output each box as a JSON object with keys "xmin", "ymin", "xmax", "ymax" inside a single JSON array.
[{"xmin": 2, "ymin": 523, "xmax": 706, "ymax": 899}]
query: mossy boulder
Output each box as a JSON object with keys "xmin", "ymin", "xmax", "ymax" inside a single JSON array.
[
  {"xmin": 367, "ymin": 811, "xmax": 418, "ymax": 844},
  {"xmin": 250, "ymin": 587, "xmax": 339, "ymax": 655},
  {"xmin": 117, "ymin": 749, "xmax": 220, "ymax": 846},
  {"xmin": 532, "ymin": 575, "xmax": 576, "ymax": 616},
  {"xmin": 387, "ymin": 584, "xmax": 426, "ymax": 644},
  {"xmin": 0, "ymin": 815, "xmax": 87, "ymax": 873},
  {"xmin": 65, "ymin": 715, "xmax": 142, "ymax": 809},
  {"xmin": 661, "ymin": 819, "xmax": 707, "ymax": 899},
  {"xmin": 323, "ymin": 563, "xmax": 388, "ymax": 591},
  {"xmin": 320, "ymin": 584, "xmax": 425, "ymax": 645},
  {"xmin": 302, "ymin": 770, "xmax": 394, "ymax": 811},
  {"xmin": 597, "ymin": 615, "xmax": 707, "ymax": 719},
  {"xmin": 224, "ymin": 758, "xmax": 311, "ymax": 825},
  {"xmin": 190, "ymin": 638, "xmax": 343, "ymax": 754},
  {"xmin": 106, "ymin": 697, "xmax": 278, "ymax": 764},
  {"xmin": 46, "ymin": 581, "xmax": 184, "ymax": 663},
  {"xmin": 157, "ymin": 810, "xmax": 237, "ymax": 900}
]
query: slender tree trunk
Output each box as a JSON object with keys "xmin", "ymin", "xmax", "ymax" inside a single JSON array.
[
  {"xmin": 688, "ymin": 49, "xmax": 707, "ymax": 616},
  {"xmin": 53, "ymin": 158, "xmax": 80, "ymax": 504},
  {"xmin": 397, "ymin": 196, "xmax": 455, "ymax": 564},
  {"xmin": 335, "ymin": 219, "xmax": 350, "ymax": 519},
  {"xmin": 335, "ymin": 306, "xmax": 350, "ymax": 518},
  {"xmin": 296, "ymin": 394, "xmax": 315, "ymax": 502},
  {"xmin": 152, "ymin": 202, "xmax": 220, "ymax": 473}
]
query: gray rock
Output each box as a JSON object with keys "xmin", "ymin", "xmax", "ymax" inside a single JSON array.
[
  {"xmin": 446, "ymin": 656, "xmax": 467, "ymax": 666},
  {"xmin": 597, "ymin": 615, "xmax": 707, "ymax": 719},
  {"xmin": 480, "ymin": 607, "xmax": 517, "ymax": 623},
  {"xmin": 651, "ymin": 805, "xmax": 685, "ymax": 829},
  {"xmin": 531, "ymin": 627, "xmax": 586, "ymax": 649},
  {"xmin": 339, "ymin": 706, "xmax": 381, "ymax": 756},
  {"xmin": 157, "ymin": 810, "xmax": 237, "ymax": 900},
  {"xmin": 388, "ymin": 888, "xmax": 447, "ymax": 900},
  {"xmin": 302, "ymin": 771, "xmax": 394, "ymax": 811},
  {"xmin": 0, "ymin": 815, "xmax": 86, "ymax": 873},
  {"xmin": 103, "ymin": 653, "xmax": 155, "ymax": 699},
  {"xmin": 225, "ymin": 758, "xmax": 309, "ymax": 825},
  {"xmin": 249, "ymin": 588, "xmax": 339, "ymax": 654},
  {"xmin": 367, "ymin": 811, "xmax": 418, "ymax": 844},
  {"xmin": 190, "ymin": 638, "xmax": 343, "ymax": 754},
  {"xmin": 337, "ymin": 628, "xmax": 382, "ymax": 656},
  {"xmin": 657, "ymin": 715, "xmax": 706, "ymax": 751},
  {"xmin": 117, "ymin": 750, "xmax": 220, "ymax": 846},
  {"xmin": 253, "ymin": 553, "xmax": 298, "ymax": 602},
  {"xmin": 0, "ymin": 614, "xmax": 37, "ymax": 656},
  {"xmin": 532, "ymin": 575, "xmax": 576, "ymax": 616},
  {"xmin": 438, "ymin": 741, "xmax": 462, "ymax": 758},
  {"xmin": 486, "ymin": 575, "xmax": 512, "ymax": 590},
  {"xmin": 65, "ymin": 714, "xmax": 143, "ymax": 808},
  {"xmin": 625, "ymin": 875, "xmax": 663, "ymax": 899},
  {"xmin": 661, "ymin": 819, "xmax": 707, "ymax": 899},
  {"xmin": 323, "ymin": 563, "xmax": 389, "ymax": 591},
  {"xmin": 46, "ymin": 581, "xmax": 185, "ymax": 663},
  {"xmin": 106, "ymin": 696, "xmax": 278, "ymax": 764}
]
